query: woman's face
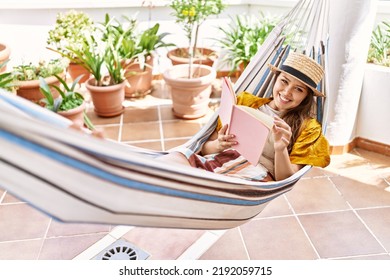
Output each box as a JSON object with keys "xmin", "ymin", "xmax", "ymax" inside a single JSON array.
[{"xmin": 270, "ymin": 73, "xmax": 310, "ymax": 113}]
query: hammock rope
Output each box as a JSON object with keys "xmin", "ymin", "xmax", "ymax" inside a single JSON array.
[{"xmin": 0, "ymin": 0, "xmax": 329, "ymax": 230}]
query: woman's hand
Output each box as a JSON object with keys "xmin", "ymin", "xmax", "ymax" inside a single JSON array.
[
  {"xmin": 201, "ymin": 124, "xmax": 237, "ymax": 155},
  {"xmin": 215, "ymin": 124, "xmax": 237, "ymax": 152},
  {"xmin": 272, "ymin": 116, "xmax": 292, "ymax": 152}
]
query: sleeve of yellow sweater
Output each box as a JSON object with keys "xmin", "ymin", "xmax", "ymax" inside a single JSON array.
[{"xmin": 290, "ymin": 118, "xmax": 331, "ymax": 168}]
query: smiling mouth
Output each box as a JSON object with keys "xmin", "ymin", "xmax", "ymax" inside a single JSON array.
[{"xmin": 279, "ymin": 94, "xmax": 291, "ymax": 103}]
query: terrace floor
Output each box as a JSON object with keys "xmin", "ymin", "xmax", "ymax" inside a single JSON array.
[{"xmin": 0, "ymin": 80, "xmax": 390, "ymax": 260}]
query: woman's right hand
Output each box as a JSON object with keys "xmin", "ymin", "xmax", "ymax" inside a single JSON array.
[
  {"xmin": 214, "ymin": 124, "xmax": 237, "ymax": 153},
  {"xmin": 201, "ymin": 124, "xmax": 237, "ymax": 155}
]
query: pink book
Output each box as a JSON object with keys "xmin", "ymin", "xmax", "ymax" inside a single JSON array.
[{"xmin": 219, "ymin": 77, "xmax": 274, "ymax": 165}]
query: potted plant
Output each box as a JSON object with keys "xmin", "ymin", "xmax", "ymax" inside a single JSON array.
[
  {"xmin": 215, "ymin": 13, "xmax": 279, "ymax": 74},
  {"xmin": 47, "ymin": 10, "xmax": 96, "ymax": 84},
  {"xmin": 12, "ymin": 58, "xmax": 68, "ymax": 104},
  {"xmin": 0, "ymin": 43, "xmax": 11, "ymax": 73},
  {"xmin": 100, "ymin": 14, "xmax": 174, "ymax": 98},
  {"xmin": 167, "ymin": 0, "xmax": 226, "ymax": 69},
  {"xmin": 0, "ymin": 61, "xmax": 15, "ymax": 92},
  {"xmin": 163, "ymin": 0, "xmax": 224, "ymax": 119},
  {"xmin": 163, "ymin": 63, "xmax": 216, "ymax": 119},
  {"xmin": 39, "ymin": 74, "xmax": 86, "ymax": 125},
  {"xmin": 66, "ymin": 31, "xmax": 126, "ymax": 117}
]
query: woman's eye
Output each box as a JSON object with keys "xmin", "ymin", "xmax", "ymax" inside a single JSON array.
[{"xmin": 295, "ymin": 87, "xmax": 303, "ymax": 92}]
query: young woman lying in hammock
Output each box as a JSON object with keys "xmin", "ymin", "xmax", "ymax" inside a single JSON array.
[{"xmin": 166, "ymin": 52, "xmax": 330, "ymax": 181}]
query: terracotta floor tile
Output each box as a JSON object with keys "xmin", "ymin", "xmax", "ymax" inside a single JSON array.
[
  {"xmin": 200, "ymin": 228, "xmax": 249, "ymax": 260},
  {"xmin": 256, "ymin": 195, "xmax": 293, "ymax": 218},
  {"xmin": 0, "ymin": 204, "xmax": 50, "ymax": 242},
  {"xmin": 299, "ymin": 211, "xmax": 385, "ymax": 259},
  {"xmin": 286, "ymin": 177, "xmax": 350, "ymax": 214},
  {"xmin": 122, "ymin": 107, "xmax": 159, "ymax": 123},
  {"xmin": 240, "ymin": 217, "xmax": 318, "ymax": 260},
  {"xmin": 39, "ymin": 233, "xmax": 107, "ymax": 260},
  {"xmin": 163, "ymin": 138, "xmax": 192, "ymax": 151},
  {"xmin": 337, "ymin": 254, "xmax": 390, "ymax": 260},
  {"xmin": 85, "ymin": 110, "xmax": 122, "ymax": 126},
  {"xmin": 357, "ymin": 207, "xmax": 390, "ymax": 251},
  {"xmin": 121, "ymin": 122, "xmax": 161, "ymax": 142},
  {"xmin": 122, "ymin": 227, "xmax": 204, "ymax": 260},
  {"xmin": 302, "ymin": 167, "xmax": 326, "ymax": 178},
  {"xmin": 330, "ymin": 176, "xmax": 390, "ymax": 208},
  {"xmin": 95, "ymin": 125, "xmax": 120, "ymax": 141},
  {"xmin": 1, "ymin": 191, "xmax": 23, "ymax": 204},
  {"xmin": 46, "ymin": 220, "xmax": 111, "ymax": 238},
  {"xmin": 327, "ymin": 150, "xmax": 389, "ymax": 187},
  {"xmin": 0, "ymin": 239, "xmax": 43, "ymax": 260},
  {"xmin": 162, "ymin": 121, "xmax": 203, "ymax": 138},
  {"xmin": 160, "ymin": 106, "xmax": 177, "ymax": 121},
  {"xmin": 129, "ymin": 141, "xmax": 163, "ymax": 151}
]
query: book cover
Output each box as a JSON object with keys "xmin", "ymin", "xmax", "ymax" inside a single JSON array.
[{"xmin": 219, "ymin": 77, "xmax": 274, "ymax": 165}]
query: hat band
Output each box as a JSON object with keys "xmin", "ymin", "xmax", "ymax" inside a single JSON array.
[{"xmin": 280, "ymin": 65, "xmax": 317, "ymax": 88}]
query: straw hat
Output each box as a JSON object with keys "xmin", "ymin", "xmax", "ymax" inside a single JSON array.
[{"xmin": 269, "ymin": 52, "xmax": 325, "ymax": 97}]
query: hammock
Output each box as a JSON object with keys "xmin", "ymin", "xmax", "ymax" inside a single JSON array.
[{"xmin": 0, "ymin": 0, "xmax": 329, "ymax": 230}]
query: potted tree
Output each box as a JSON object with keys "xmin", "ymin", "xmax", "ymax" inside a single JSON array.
[
  {"xmin": 167, "ymin": 0, "xmax": 225, "ymax": 68},
  {"xmin": 12, "ymin": 58, "xmax": 68, "ymax": 104},
  {"xmin": 163, "ymin": 0, "xmax": 224, "ymax": 119},
  {"xmin": 67, "ymin": 32, "xmax": 126, "ymax": 117},
  {"xmin": 47, "ymin": 10, "xmax": 96, "ymax": 84},
  {"xmin": 100, "ymin": 14, "xmax": 174, "ymax": 98},
  {"xmin": 39, "ymin": 74, "xmax": 86, "ymax": 125}
]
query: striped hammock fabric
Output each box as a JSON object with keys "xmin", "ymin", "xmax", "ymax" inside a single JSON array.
[{"xmin": 0, "ymin": 0, "xmax": 329, "ymax": 230}]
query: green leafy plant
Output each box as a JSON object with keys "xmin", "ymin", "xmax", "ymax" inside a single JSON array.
[
  {"xmin": 65, "ymin": 32, "xmax": 124, "ymax": 86},
  {"xmin": 215, "ymin": 13, "xmax": 279, "ymax": 72},
  {"xmin": 0, "ymin": 60, "xmax": 15, "ymax": 92},
  {"xmin": 39, "ymin": 74, "xmax": 84, "ymax": 112},
  {"xmin": 367, "ymin": 21, "xmax": 390, "ymax": 67},
  {"xmin": 12, "ymin": 58, "xmax": 68, "ymax": 81},
  {"xmin": 47, "ymin": 10, "xmax": 96, "ymax": 61},
  {"xmin": 100, "ymin": 14, "xmax": 174, "ymax": 69},
  {"xmin": 169, "ymin": 0, "xmax": 226, "ymax": 60}
]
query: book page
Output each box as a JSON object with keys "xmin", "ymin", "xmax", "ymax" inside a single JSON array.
[
  {"xmin": 219, "ymin": 77, "xmax": 236, "ymax": 132},
  {"xmin": 237, "ymin": 105, "xmax": 274, "ymax": 129},
  {"xmin": 229, "ymin": 106, "xmax": 273, "ymax": 165}
]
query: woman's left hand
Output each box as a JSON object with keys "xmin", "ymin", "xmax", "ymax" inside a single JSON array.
[{"xmin": 272, "ymin": 116, "xmax": 292, "ymax": 152}]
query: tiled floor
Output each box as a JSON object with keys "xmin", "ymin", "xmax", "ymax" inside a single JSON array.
[{"xmin": 0, "ymin": 80, "xmax": 389, "ymax": 260}]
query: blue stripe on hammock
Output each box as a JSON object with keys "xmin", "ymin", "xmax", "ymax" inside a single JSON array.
[{"xmin": 0, "ymin": 130, "xmax": 287, "ymax": 206}]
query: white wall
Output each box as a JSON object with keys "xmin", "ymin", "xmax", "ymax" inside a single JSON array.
[{"xmin": 356, "ymin": 64, "xmax": 390, "ymax": 145}]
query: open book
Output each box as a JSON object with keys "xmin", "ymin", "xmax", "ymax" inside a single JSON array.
[{"xmin": 219, "ymin": 77, "xmax": 274, "ymax": 165}]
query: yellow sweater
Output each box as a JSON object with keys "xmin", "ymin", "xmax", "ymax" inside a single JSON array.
[{"xmin": 216, "ymin": 92, "xmax": 330, "ymax": 168}]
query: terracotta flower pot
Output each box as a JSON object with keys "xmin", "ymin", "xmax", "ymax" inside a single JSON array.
[
  {"xmin": 67, "ymin": 62, "xmax": 91, "ymax": 84},
  {"xmin": 167, "ymin": 47, "xmax": 217, "ymax": 67},
  {"xmin": 0, "ymin": 43, "xmax": 11, "ymax": 73},
  {"xmin": 122, "ymin": 56, "xmax": 154, "ymax": 99},
  {"xmin": 163, "ymin": 64, "xmax": 216, "ymax": 119},
  {"xmin": 16, "ymin": 75, "xmax": 62, "ymax": 104},
  {"xmin": 85, "ymin": 77, "xmax": 125, "ymax": 117},
  {"xmin": 57, "ymin": 101, "xmax": 86, "ymax": 127}
]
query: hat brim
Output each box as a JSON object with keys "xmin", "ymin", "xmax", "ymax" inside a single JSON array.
[{"xmin": 268, "ymin": 64, "xmax": 325, "ymax": 97}]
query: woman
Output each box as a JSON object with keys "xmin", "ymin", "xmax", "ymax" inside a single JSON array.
[{"xmin": 162, "ymin": 52, "xmax": 330, "ymax": 181}]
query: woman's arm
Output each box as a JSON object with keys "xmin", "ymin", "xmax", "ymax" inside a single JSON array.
[
  {"xmin": 272, "ymin": 116, "xmax": 303, "ymax": 180},
  {"xmin": 200, "ymin": 124, "xmax": 237, "ymax": 155}
]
